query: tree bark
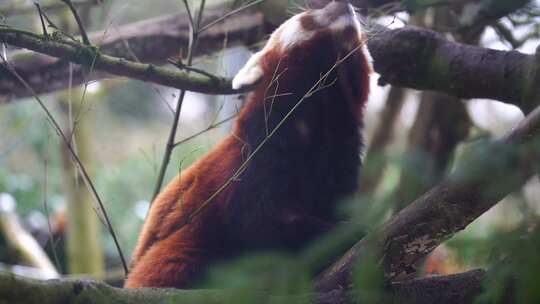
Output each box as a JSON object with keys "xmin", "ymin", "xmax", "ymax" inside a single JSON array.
[{"xmin": 368, "ymin": 26, "xmax": 540, "ymax": 113}]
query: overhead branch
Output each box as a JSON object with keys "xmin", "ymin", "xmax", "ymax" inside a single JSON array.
[
  {"xmin": 0, "ymin": 8, "xmax": 266, "ymax": 102},
  {"xmin": 316, "ymin": 103, "xmax": 540, "ymax": 291},
  {"xmin": 0, "ymin": 269, "xmax": 512, "ymax": 304},
  {"xmin": 2, "ymin": 13, "xmax": 539, "ymax": 113},
  {"xmin": 0, "ymin": 28, "xmax": 245, "ymax": 97},
  {"xmin": 369, "ymin": 26, "xmax": 540, "ymax": 113}
]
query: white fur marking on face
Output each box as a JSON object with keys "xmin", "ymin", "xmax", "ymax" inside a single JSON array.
[
  {"xmin": 232, "ymin": 51, "xmax": 265, "ymax": 90},
  {"xmin": 329, "ymin": 15, "xmax": 355, "ymax": 31},
  {"xmin": 278, "ymin": 14, "xmax": 313, "ymax": 50}
]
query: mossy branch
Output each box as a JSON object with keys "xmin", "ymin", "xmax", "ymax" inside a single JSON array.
[{"xmin": 0, "ymin": 28, "xmax": 248, "ymax": 95}]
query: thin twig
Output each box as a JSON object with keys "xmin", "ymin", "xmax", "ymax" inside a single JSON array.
[
  {"xmin": 167, "ymin": 58, "xmax": 218, "ymax": 79},
  {"xmin": 38, "ymin": 9, "xmax": 78, "ymax": 43},
  {"xmin": 150, "ymin": 0, "xmax": 207, "ymax": 203},
  {"xmin": 0, "ymin": 54, "xmax": 128, "ymax": 276},
  {"xmin": 61, "ymin": 0, "xmax": 91, "ymax": 45},
  {"xmin": 198, "ymin": 0, "xmax": 265, "ymax": 34},
  {"xmin": 34, "ymin": 3, "xmax": 49, "ymax": 39},
  {"xmin": 173, "ymin": 114, "xmax": 237, "ymax": 147}
]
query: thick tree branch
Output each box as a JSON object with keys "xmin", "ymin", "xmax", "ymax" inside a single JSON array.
[
  {"xmin": 0, "ymin": 269, "xmax": 508, "ymax": 304},
  {"xmin": 369, "ymin": 26, "xmax": 540, "ymax": 113},
  {"xmin": 316, "ymin": 104, "xmax": 540, "ymax": 291}
]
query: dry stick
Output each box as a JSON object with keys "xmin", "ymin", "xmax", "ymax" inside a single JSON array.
[
  {"xmin": 197, "ymin": 0, "xmax": 265, "ymax": 34},
  {"xmin": 34, "ymin": 3, "xmax": 49, "ymax": 39},
  {"xmin": 0, "ymin": 28, "xmax": 238, "ymax": 95},
  {"xmin": 61, "ymin": 0, "xmax": 91, "ymax": 45},
  {"xmin": 172, "ymin": 114, "xmax": 237, "ymax": 147},
  {"xmin": 0, "ymin": 55, "xmax": 129, "ymax": 276},
  {"xmin": 150, "ymin": 0, "xmax": 207, "ymax": 203}
]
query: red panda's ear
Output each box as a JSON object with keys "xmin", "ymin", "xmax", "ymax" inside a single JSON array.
[{"xmin": 232, "ymin": 51, "xmax": 266, "ymax": 90}]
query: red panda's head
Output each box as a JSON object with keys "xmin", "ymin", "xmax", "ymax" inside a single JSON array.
[{"xmin": 233, "ymin": 1, "xmax": 372, "ymax": 120}]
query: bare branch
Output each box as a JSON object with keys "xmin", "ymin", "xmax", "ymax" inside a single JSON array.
[
  {"xmin": 0, "ymin": 28, "xmax": 245, "ymax": 96},
  {"xmin": 0, "ymin": 8, "xmax": 265, "ymax": 102},
  {"xmin": 60, "ymin": 0, "xmax": 91, "ymax": 45}
]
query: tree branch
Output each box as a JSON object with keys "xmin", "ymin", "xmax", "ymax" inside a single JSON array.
[
  {"xmin": 316, "ymin": 103, "xmax": 540, "ymax": 291},
  {"xmin": 369, "ymin": 26, "xmax": 540, "ymax": 113},
  {"xmin": 0, "ymin": 28, "xmax": 246, "ymax": 97},
  {"xmin": 0, "ymin": 269, "xmax": 509, "ymax": 304},
  {"xmin": 0, "ymin": 8, "xmax": 266, "ymax": 102}
]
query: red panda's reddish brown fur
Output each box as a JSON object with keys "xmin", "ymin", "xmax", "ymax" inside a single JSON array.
[{"xmin": 125, "ymin": 1, "xmax": 372, "ymax": 289}]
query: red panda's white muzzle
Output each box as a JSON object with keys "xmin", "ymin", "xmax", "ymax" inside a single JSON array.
[{"xmin": 316, "ymin": 1, "xmax": 356, "ymax": 25}]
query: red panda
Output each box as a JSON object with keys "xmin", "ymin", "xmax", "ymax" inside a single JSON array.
[{"xmin": 125, "ymin": 1, "xmax": 372, "ymax": 289}]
